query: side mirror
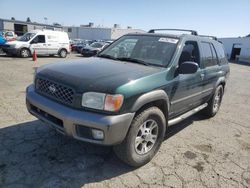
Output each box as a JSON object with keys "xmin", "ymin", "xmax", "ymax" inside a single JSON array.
[{"xmin": 178, "ymin": 61, "xmax": 198, "ymax": 74}]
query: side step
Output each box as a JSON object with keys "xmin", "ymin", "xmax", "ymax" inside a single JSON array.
[{"xmin": 168, "ymin": 103, "xmax": 208, "ymax": 126}]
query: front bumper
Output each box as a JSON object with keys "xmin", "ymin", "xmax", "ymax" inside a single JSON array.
[
  {"xmin": 26, "ymin": 85, "xmax": 135, "ymax": 145},
  {"xmin": 2, "ymin": 46, "xmax": 19, "ymax": 55}
]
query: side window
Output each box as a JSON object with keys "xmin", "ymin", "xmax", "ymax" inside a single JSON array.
[
  {"xmin": 179, "ymin": 41, "xmax": 200, "ymax": 66},
  {"xmin": 210, "ymin": 43, "xmax": 219, "ymax": 65},
  {"xmin": 201, "ymin": 42, "xmax": 214, "ymax": 67},
  {"xmin": 33, "ymin": 35, "xmax": 45, "ymax": 43},
  {"xmin": 214, "ymin": 43, "xmax": 228, "ymax": 64}
]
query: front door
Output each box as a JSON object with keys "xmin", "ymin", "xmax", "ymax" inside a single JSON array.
[
  {"xmin": 30, "ymin": 35, "xmax": 47, "ymax": 55},
  {"xmin": 169, "ymin": 41, "xmax": 204, "ymax": 118}
]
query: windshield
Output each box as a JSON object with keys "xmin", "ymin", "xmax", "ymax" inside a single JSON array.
[
  {"xmin": 18, "ymin": 32, "xmax": 36, "ymax": 42},
  {"xmin": 99, "ymin": 35, "xmax": 178, "ymax": 67},
  {"xmin": 90, "ymin": 42, "xmax": 104, "ymax": 48}
]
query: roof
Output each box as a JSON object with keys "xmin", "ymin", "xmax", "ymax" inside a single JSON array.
[
  {"xmin": 0, "ymin": 18, "xmax": 62, "ymax": 28},
  {"xmin": 125, "ymin": 32, "xmax": 221, "ymax": 44}
]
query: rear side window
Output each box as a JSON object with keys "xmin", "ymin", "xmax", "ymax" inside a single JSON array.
[
  {"xmin": 201, "ymin": 42, "xmax": 218, "ymax": 67},
  {"xmin": 214, "ymin": 43, "xmax": 228, "ymax": 64},
  {"xmin": 210, "ymin": 44, "xmax": 219, "ymax": 64}
]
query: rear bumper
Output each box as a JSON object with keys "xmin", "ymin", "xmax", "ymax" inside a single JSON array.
[{"xmin": 26, "ymin": 84, "xmax": 134, "ymax": 145}]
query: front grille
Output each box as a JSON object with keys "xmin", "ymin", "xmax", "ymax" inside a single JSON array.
[{"xmin": 36, "ymin": 78, "xmax": 75, "ymax": 105}]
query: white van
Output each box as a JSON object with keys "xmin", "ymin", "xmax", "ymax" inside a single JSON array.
[{"xmin": 3, "ymin": 30, "xmax": 70, "ymax": 58}]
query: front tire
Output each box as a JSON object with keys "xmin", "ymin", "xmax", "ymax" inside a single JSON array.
[
  {"xmin": 20, "ymin": 48, "xmax": 30, "ymax": 58},
  {"xmin": 114, "ymin": 107, "xmax": 166, "ymax": 167},
  {"xmin": 202, "ymin": 85, "xmax": 224, "ymax": 118}
]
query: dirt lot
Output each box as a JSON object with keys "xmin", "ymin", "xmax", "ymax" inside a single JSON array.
[{"xmin": 0, "ymin": 54, "xmax": 249, "ymax": 188}]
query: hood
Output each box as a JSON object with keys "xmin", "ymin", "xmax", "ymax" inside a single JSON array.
[
  {"xmin": 6, "ymin": 40, "xmax": 27, "ymax": 46},
  {"xmin": 36, "ymin": 57, "xmax": 163, "ymax": 93}
]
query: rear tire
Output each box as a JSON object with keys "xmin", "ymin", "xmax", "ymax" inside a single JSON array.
[
  {"xmin": 114, "ymin": 107, "xmax": 166, "ymax": 167},
  {"xmin": 59, "ymin": 49, "xmax": 67, "ymax": 58},
  {"xmin": 202, "ymin": 85, "xmax": 224, "ymax": 118}
]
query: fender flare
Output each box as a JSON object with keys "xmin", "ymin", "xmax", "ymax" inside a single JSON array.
[
  {"xmin": 131, "ymin": 90, "xmax": 170, "ymax": 112},
  {"xmin": 215, "ymin": 76, "xmax": 226, "ymax": 88}
]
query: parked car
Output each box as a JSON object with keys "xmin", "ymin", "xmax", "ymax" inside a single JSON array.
[
  {"xmin": 4, "ymin": 31, "xmax": 17, "ymax": 41},
  {"xmin": 0, "ymin": 34, "xmax": 6, "ymax": 54},
  {"xmin": 26, "ymin": 29, "xmax": 229, "ymax": 167},
  {"xmin": 71, "ymin": 40, "xmax": 93, "ymax": 53},
  {"xmin": 81, "ymin": 42, "xmax": 109, "ymax": 57},
  {"xmin": 2, "ymin": 30, "xmax": 70, "ymax": 58}
]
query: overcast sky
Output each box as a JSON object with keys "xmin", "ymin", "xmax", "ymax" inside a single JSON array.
[{"xmin": 0, "ymin": 0, "xmax": 249, "ymax": 37}]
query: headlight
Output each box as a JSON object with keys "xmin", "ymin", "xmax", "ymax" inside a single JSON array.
[{"xmin": 82, "ymin": 92, "xmax": 124, "ymax": 112}]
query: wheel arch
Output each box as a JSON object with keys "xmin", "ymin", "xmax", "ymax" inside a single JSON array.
[
  {"xmin": 131, "ymin": 90, "xmax": 170, "ymax": 120},
  {"xmin": 58, "ymin": 47, "xmax": 68, "ymax": 54},
  {"xmin": 215, "ymin": 76, "xmax": 226, "ymax": 90}
]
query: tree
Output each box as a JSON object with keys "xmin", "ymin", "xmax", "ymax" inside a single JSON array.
[
  {"xmin": 26, "ymin": 17, "xmax": 31, "ymax": 22},
  {"xmin": 246, "ymin": 34, "xmax": 250, "ymax": 37},
  {"xmin": 11, "ymin": 17, "xmax": 15, "ymax": 20},
  {"xmin": 53, "ymin": 23, "xmax": 61, "ymax": 26}
]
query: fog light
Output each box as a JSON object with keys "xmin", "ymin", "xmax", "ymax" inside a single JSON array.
[{"xmin": 91, "ymin": 129, "xmax": 104, "ymax": 140}]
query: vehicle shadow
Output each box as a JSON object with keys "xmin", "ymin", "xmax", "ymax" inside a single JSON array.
[{"xmin": 0, "ymin": 115, "xmax": 203, "ymax": 187}]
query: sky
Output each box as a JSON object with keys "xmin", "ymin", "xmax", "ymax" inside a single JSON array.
[{"xmin": 0, "ymin": 0, "xmax": 249, "ymax": 37}]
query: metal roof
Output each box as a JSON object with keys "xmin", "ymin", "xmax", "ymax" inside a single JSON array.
[{"xmin": 0, "ymin": 18, "xmax": 63, "ymax": 28}]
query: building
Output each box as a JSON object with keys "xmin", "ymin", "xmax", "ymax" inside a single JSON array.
[
  {"xmin": 219, "ymin": 37, "xmax": 250, "ymax": 63},
  {"xmin": 64, "ymin": 24, "xmax": 145, "ymax": 40},
  {"xmin": 0, "ymin": 18, "xmax": 63, "ymax": 36},
  {"xmin": 0, "ymin": 18, "xmax": 144, "ymax": 41}
]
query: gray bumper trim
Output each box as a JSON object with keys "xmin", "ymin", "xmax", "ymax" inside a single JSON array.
[{"xmin": 26, "ymin": 85, "xmax": 135, "ymax": 145}]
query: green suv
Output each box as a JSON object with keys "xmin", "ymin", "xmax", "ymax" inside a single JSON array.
[{"xmin": 26, "ymin": 29, "xmax": 230, "ymax": 167}]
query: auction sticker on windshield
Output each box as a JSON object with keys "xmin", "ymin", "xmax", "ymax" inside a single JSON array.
[{"xmin": 158, "ymin": 37, "xmax": 178, "ymax": 44}]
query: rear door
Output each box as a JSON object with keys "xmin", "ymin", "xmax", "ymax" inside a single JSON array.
[
  {"xmin": 170, "ymin": 40, "xmax": 204, "ymax": 117},
  {"xmin": 199, "ymin": 42, "xmax": 221, "ymax": 102}
]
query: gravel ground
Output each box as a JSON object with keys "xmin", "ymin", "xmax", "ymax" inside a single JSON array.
[{"xmin": 0, "ymin": 54, "xmax": 249, "ymax": 188}]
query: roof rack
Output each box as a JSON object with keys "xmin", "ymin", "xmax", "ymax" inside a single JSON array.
[
  {"xmin": 148, "ymin": 29, "xmax": 198, "ymax": 36},
  {"xmin": 199, "ymin": 35, "xmax": 218, "ymax": 41}
]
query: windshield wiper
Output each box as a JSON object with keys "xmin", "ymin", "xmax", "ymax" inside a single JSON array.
[
  {"xmin": 117, "ymin": 57, "xmax": 149, "ymax": 66},
  {"xmin": 97, "ymin": 54, "xmax": 117, "ymax": 60}
]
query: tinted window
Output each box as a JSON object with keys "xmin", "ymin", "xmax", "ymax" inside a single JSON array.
[
  {"xmin": 201, "ymin": 42, "xmax": 216, "ymax": 67},
  {"xmin": 210, "ymin": 44, "xmax": 219, "ymax": 65},
  {"xmin": 214, "ymin": 43, "xmax": 228, "ymax": 64},
  {"xmin": 179, "ymin": 41, "xmax": 200, "ymax": 65},
  {"xmin": 33, "ymin": 35, "xmax": 45, "ymax": 43}
]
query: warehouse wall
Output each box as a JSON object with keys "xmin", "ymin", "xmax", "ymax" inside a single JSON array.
[
  {"xmin": 3, "ymin": 21, "xmax": 14, "ymax": 31},
  {"xmin": 66, "ymin": 27, "xmax": 111, "ymax": 40},
  {"xmin": 111, "ymin": 28, "xmax": 144, "ymax": 39},
  {"xmin": 219, "ymin": 37, "xmax": 250, "ymax": 58},
  {"xmin": 0, "ymin": 20, "xmax": 3, "ymax": 31}
]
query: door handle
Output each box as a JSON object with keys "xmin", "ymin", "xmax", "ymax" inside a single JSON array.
[{"xmin": 200, "ymin": 73, "xmax": 205, "ymax": 80}]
